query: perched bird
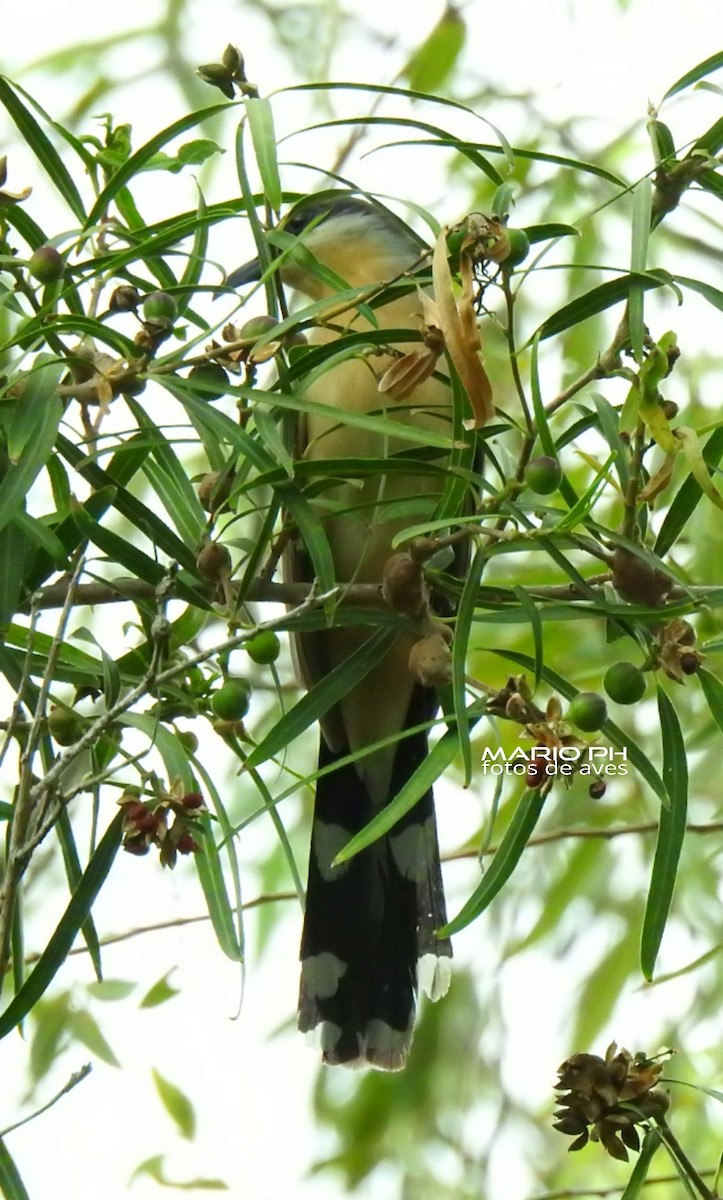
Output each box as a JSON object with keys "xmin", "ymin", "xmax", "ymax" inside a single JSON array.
[{"xmin": 227, "ymin": 194, "xmax": 458, "ymax": 1069}]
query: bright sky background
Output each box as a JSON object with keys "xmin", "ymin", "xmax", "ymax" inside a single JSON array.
[{"xmin": 2, "ymin": 1, "xmax": 722, "ymax": 1198}]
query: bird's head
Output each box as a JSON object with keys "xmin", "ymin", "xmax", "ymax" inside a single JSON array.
[{"xmin": 224, "ymin": 193, "xmax": 426, "ymax": 298}]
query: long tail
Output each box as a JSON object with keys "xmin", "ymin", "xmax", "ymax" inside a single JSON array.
[{"xmin": 297, "ymin": 686, "xmax": 452, "ymax": 1070}]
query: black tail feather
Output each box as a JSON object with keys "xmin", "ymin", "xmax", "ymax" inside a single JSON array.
[{"xmin": 298, "ymin": 686, "xmax": 451, "ymax": 1070}]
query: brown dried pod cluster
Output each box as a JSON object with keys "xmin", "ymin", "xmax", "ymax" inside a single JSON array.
[
  {"xmin": 654, "ymin": 617, "xmax": 704, "ymax": 682},
  {"xmin": 554, "ymin": 1042, "xmax": 670, "ymax": 1161}
]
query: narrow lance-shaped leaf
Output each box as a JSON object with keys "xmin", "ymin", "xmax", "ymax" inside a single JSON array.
[
  {"xmin": 674, "ymin": 425, "xmax": 723, "ymax": 513},
  {"xmin": 662, "ymin": 50, "xmax": 723, "ymax": 100},
  {"xmin": 640, "ymin": 688, "xmax": 688, "ymax": 980},
  {"xmin": 335, "ymin": 697, "xmax": 487, "ymax": 864},
  {"xmin": 0, "ymin": 361, "xmax": 63, "ymax": 539},
  {"xmin": 0, "ymin": 1136, "xmax": 31, "ymax": 1200},
  {"xmin": 244, "ymin": 629, "xmax": 396, "ymax": 771},
  {"xmin": 697, "ymin": 667, "xmax": 723, "ymax": 737},
  {"xmin": 245, "ymin": 97, "xmax": 282, "ymax": 214},
  {"xmin": 453, "ymin": 546, "xmax": 486, "ymax": 786},
  {"xmin": 440, "ymin": 787, "xmax": 548, "ymax": 937},
  {"xmin": 629, "ymin": 176, "xmax": 652, "ymax": 363},
  {"xmin": 0, "ymin": 811, "xmax": 124, "ymax": 1040},
  {"xmin": 0, "ymin": 75, "xmax": 86, "ymax": 220}
]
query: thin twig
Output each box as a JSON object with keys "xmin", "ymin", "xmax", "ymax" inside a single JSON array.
[{"xmin": 0, "ymin": 1064, "xmax": 92, "ymax": 1138}]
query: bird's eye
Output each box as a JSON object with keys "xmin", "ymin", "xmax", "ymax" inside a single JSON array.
[{"xmin": 284, "ymin": 213, "xmax": 308, "ymax": 235}]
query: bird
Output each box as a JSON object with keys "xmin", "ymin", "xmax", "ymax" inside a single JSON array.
[{"xmin": 226, "ymin": 193, "xmax": 459, "ymax": 1069}]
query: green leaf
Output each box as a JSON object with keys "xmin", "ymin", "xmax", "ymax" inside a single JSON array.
[
  {"xmin": 56, "ymin": 808, "xmax": 103, "ymax": 980},
  {"xmin": 244, "ymin": 629, "xmax": 395, "ymax": 770},
  {"xmin": 245, "ymin": 97, "xmax": 282, "ymax": 214},
  {"xmin": 629, "ymin": 176, "xmax": 652, "ymax": 363},
  {"xmin": 535, "ymin": 271, "xmax": 670, "ymax": 342},
  {"xmin": 529, "ymin": 333, "xmax": 555, "ymax": 457},
  {"xmin": 130, "ymin": 1155, "xmax": 228, "ymax": 1191},
  {"xmin": 674, "ymin": 425, "xmax": 723, "ymax": 513},
  {"xmin": 453, "ymin": 546, "xmax": 486, "ymax": 786},
  {"xmin": 335, "ymin": 698, "xmax": 487, "ymax": 864},
  {"xmin": 57, "ymin": 434, "xmax": 203, "ymax": 579},
  {"xmin": 0, "ymin": 76, "xmax": 87, "ymax": 221},
  {"xmin": 140, "ymin": 970, "xmax": 180, "ymax": 1009},
  {"xmin": 193, "ymin": 818, "xmax": 244, "ymax": 962},
  {"xmin": 67, "ymin": 1009, "xmax": 120, "ymax": 1067},
  {"xmin": 0, "ymin": 522, "xmax": 35, "ymax": 627},
  {"xmin": 84, "ymin": 101, "xmax": 233, "ymax": 229},
  {"xmin": 591, "ymin": 391, "xmax": 630, "ymax": 491},
  {"xmin": 120, "ymin": 713, "xmax": 193, "ymax": 790},
  {"xmin": 662, "ymin": 50, "xmax": 723, "ymax": 100},
  {"xmin": 125, "ymin": 397, "xmax": 206, "ymax": 548},
  {"xmin": 658, "ymin": 427, "xmax": 723, "ymax": 556},
  {"xmin": 674, "ymin": 273, "xmax": 723, "ymax": 314},
  {"xmin": 614, "ymin": 1123, "xmax": 658, "ymax": 1200},
  {"xmin": 0, "ymin": 1135, "xmax": 31, "ymax": 1200},
  {"xmin": 513, "ymin": 586, "xmax": 544, "ymax": 693},
  {"xmin": 0, "ymin": 363, "xmax": 63, "ymax": 539},
  {"xmin": 152, "ymin": 1069, "xmax": 196, "ymax": 1140},
  {"xmin": 697, "ymin": 667, "xmax": 723, "ymax": 736},
  {"xmin": 640, "ymin": 689, "xmax": 688, "ymax": 980},
  {"xmin": 86, "ymin": 979, "xmax": 137, "ymax": 1001},
  {"xmin": 405, "ymin": 8, "xmax": 466, "ymax": 93},
  {"xmin": 524, "ymin": 222, "xmax": 580, "ymax": 244},
  {"xmin": 440, "ymin": 788, "xmax": 548, "ymax": 936},
  {"xmin": 0, "ymin": 812, "xmax": 124, "ymax": 1040}
]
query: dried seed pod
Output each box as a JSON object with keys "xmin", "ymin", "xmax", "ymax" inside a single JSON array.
[
  {"xmin": 196, "ymin": 540, "xmax": 232, "ymax": 582},
  {"xmin": 381, "ymin": 552, "xmax": 428, "ymax": 618},
  {"xmin": 612, "ymin": 546, "xmax": 671, "ymax": 607},
  {"xmin": 198, "ymin": 470, "xmax": 233, "ymax": 512},
  {"xmin": 408, "ymin": 631, "xmax": 453, "ymax": 688}
]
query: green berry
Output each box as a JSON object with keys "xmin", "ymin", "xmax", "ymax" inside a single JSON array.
[
  {"xmin": 48, "ymin": 705, "xmax": 83, "ymax": 746},
  {"xmin": 142, "ymin": 291, "xmax": 177, "ymax": 329},
  {"xmin": 211, "ymin": 679, "xmax": 252, "ymax": 721},
  {"xmin": 567, "ymin": 692, "xmax": 608, "ymax": 732},
  {"xmin": 603, "ymin": 661, "xmax": 646, "ymax": 705},
  {"xmin": 245, "ymin": 630, "xmax": 281, "ymax": 665},
  {"xmin": 240, "ymin": 315, "xmax": 278, "ymax": 341},
  {"xmin": 177, "ymin": 730, "xmax": 199, "ymax": 754},
  {"xmin": 525, "ymin": 455, "xmax": 562, "ymax": 495},
  {"xmin": 501, "ymin": 228, "xmax": 530, "ymax": 269},
  {"xmin": 188, "ymin": 362, "xmax": 229, "ymax": 400},
  {"xmin": 29, "ymin": 245, "xmax": 64, "ymax": 283}
]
